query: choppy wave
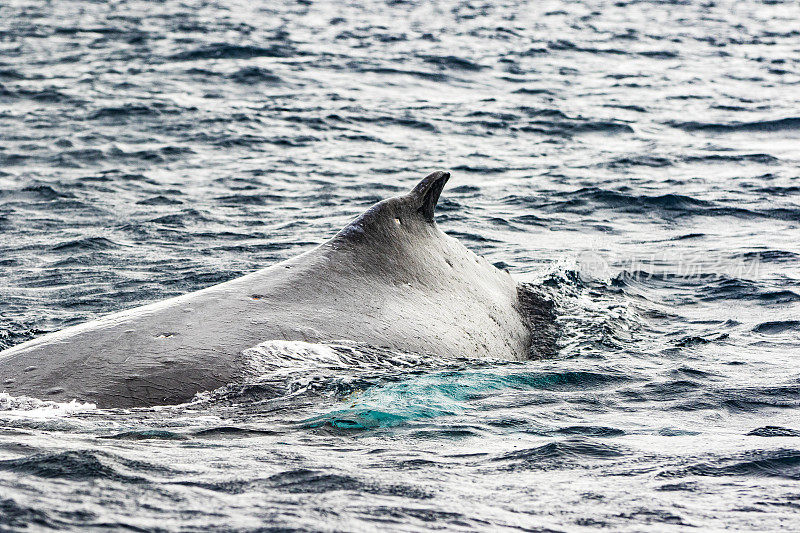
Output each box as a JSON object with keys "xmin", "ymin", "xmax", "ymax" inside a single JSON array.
[{"xmin": 669, "ymin": 117, "xmax": 800, "ymax": 133}]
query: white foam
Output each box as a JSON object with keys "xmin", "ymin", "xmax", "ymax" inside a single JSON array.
[
  {"xmin": 241, "ymin": 339, "xmax": 430, "ymax": 377},
  {"xmin": 0, "ymin": 392, "xmax": 96, "ymax": 416}
]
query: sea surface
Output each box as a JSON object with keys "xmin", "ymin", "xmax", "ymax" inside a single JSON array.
[{"xmin": 1, "ymin": 0, "xmax": 799, "ymax": 530}]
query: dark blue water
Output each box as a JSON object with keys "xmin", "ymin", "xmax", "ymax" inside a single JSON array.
[{"xmin": 1, "ymin": 0, "xmax": 800, "ymax": 530}]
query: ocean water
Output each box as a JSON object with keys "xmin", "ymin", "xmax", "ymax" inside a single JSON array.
[{"xmin": 1, "ymin": 0, "xmax": 799, "ymax": 530}]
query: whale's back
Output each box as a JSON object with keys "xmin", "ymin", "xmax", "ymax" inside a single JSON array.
[{"xmin": 0, "ymin": 172, "xmax": 542, "ymax": 407}]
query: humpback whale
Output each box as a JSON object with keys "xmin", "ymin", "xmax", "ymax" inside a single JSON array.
[{"xmin": 0, "ymin": 171, "xmax": 551, "ymax": 408}]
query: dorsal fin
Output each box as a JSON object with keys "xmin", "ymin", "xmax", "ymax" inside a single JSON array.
[
  {"xmin": 411, "ymin": 171, "xmax": 450, "ymax": 222},
  {"xmin": 331, "ymin": 170, "xmax": 452, "ymax": 245}
]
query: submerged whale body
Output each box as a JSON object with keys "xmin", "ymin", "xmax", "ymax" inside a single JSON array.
[{"xmin": 0, "ymin": 171, "xmax": 553, "ymax": 408}]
